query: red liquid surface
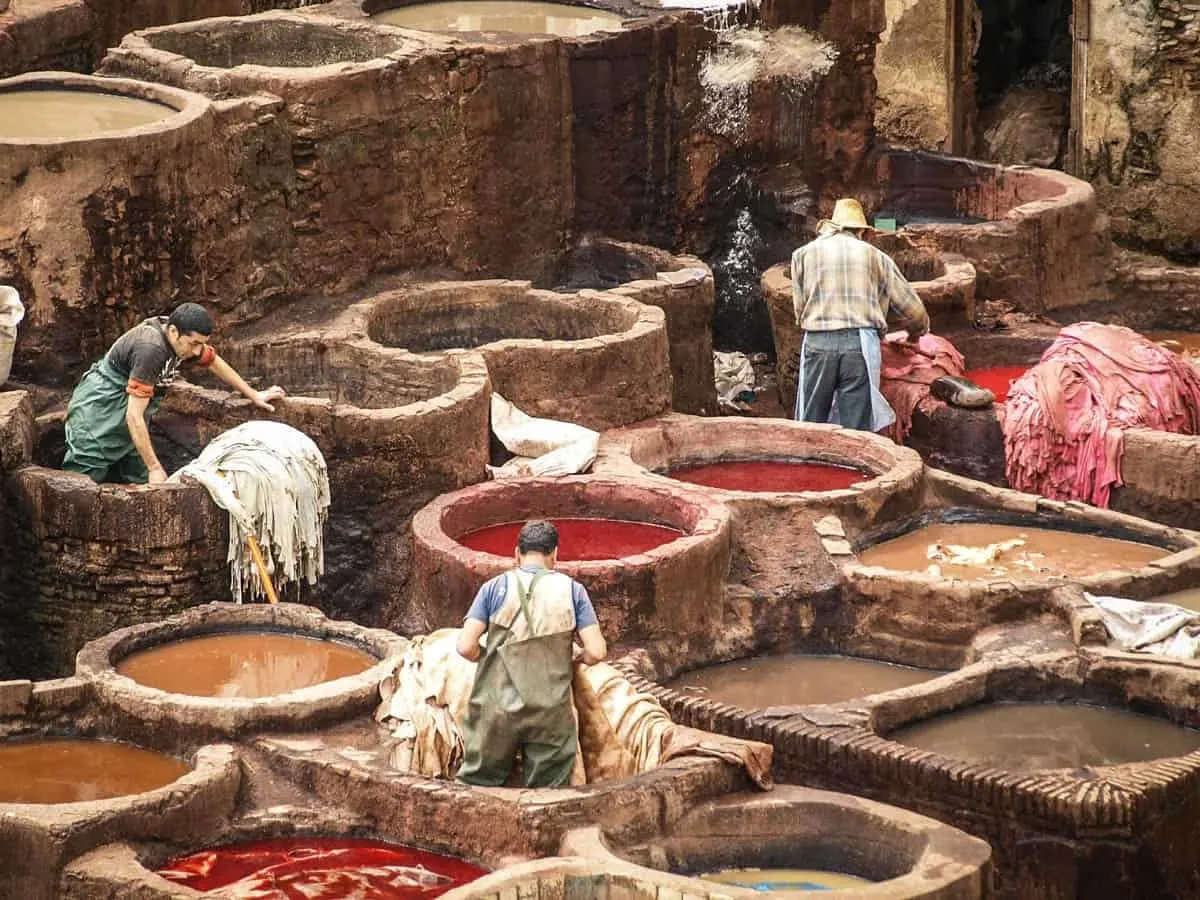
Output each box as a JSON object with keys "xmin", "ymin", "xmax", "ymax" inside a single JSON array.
[
  {"xmin": 669, "ymin": 459, "xmax": 868, "ymax": 492},
  {"xmin": 157, "ymin": 836, "xmax": 487, "ymax": 898},
  {"xmin": 964, "ymin": 365, "xmax": 1028, "ymax": 403},
  {"xmin": 458, "ymin": 517, "xmax": 684, "ymax": 560}
]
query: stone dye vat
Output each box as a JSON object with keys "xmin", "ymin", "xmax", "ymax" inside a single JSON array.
[
  {"xmin": 164, "ymin": 336, "xmax": 490, "ymax": 621},
  {"xmin": 562, "ymin": 785, "xmax": 992, "ymax": 899},
  {"xmin": 0, "ymin": 738, "xmax": 190, "ymax": 804},
  {"xmin": 762, "ymin": 238, "xmax": 976, "ymax": 416},
  {"xmin": 663, "ymin": 654, "xmax": 946, "ymax": 710},
  {"xmin": 76, "ymin": 602, "xmax": 405, "ymax": 744},
  {"xmin": 362, "ymin": 281, "xmax": 671, "ymax": 430},
  {"xmin": 752, "ymin": 654, "xmax": 1200, "ymax": 900},
  {"xmin": 372, "ymin": 0, "xmax": 627, "ymax": 36},
  {"xmin": 865, "ymin": 150, "xmax": 1110, "ymax": 314},
  {"xmin": 409, "ymin": 475, "xmax": 730, "ymax": 669},
  {"xmin": 0, "ymin": 73, "xmax": 213, "ymax": 385}
]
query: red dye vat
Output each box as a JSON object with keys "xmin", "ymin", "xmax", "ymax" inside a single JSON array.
[
  {"xmin": 458, "ymin": 517, "xmax": 684, "ymax": 560},
  {"xmin": 157, "ymin": 836, "xmax": 487, "ymax": 899},
  {"xmin": 668, "ymin": 459, "xmax": 868, "ymax": 492},
  {"xmin": 964, "ymin": 365, "xmax": 1029, "ymax": 403}
]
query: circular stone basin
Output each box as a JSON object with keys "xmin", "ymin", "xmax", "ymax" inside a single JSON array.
[
  {"xmin": 115, "ymin": 632, "xmax": 377, "ymax": 698},
  {"xmin": 858, "ymin": 520, "xmax": 1167, "ymax": 579},
  {"xmin": 0, "ymin": 739, "xmax": 190, "ymax": 804},
  {"xmin": 963, "ymin": 365, "xmax": 1028, "ymax": 403},
  {"xmin": 458, "ymin": 517, "xmax": 684, "ymax": 561},
  {"xmin": 1157, "ymin": 586, "xmax": 1200, "ymax": 611},
  {"xmin": 1144, "ymin": 330, "xmax": 1200, "ymax": 361},
  {"xmin": 667, "ymin": 460, "xmax": 869, "ymax": 493},
  {"xmin": 701, "ymin": 868, "xmax": 874, "ymax": 891},
  {"xmin": 372, "ymin": 1, "xmax": 626, "ymax": 36},
  {"xmin": 0, "ymin": 87, "xmax": 175, "ymax": 139},
  {"xmin": 158, "ymin": 836, "xmax": 487, "ymax": 895},
  {"xmin": 666, "ymin": 654, "xmax": 944, "ymax": 708},
  {"xmin": 888, "ymin": 702, "xmax": 1200, "ymax": 771}
]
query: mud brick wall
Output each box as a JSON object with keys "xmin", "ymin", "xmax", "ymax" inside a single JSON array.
[{"xmin": 2, "ymin": 468, "xmax": 229, "ymax": 679}]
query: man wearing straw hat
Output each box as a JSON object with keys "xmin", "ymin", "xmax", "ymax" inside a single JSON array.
[
  {"xmin": 62, "ymin": 302, "xmax": 285, "ymax": 485},
  {"xmin": 791, "ymin": 198, "xmax": 929, "ymax": 432}
]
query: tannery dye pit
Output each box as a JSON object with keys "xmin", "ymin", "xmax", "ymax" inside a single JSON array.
[
  {"xmin": 667, "ymin": 654, "xmax": 943, "ymax": 707},
  {"xmin": 457, "ymin": 518, "xmax": 685, "ymax": 560},
  {"xmin": 115, "ymin": 632, "xmax": 378, "ymax": 698},
  {"xmin": 157, "ymin": 837, "xmax": 488, "ymax": 897},
  {"xmin": 888, "ymin": 703, "xmax": 1200, "ymax": 771},
  {"xmin": 0, "ymin": 739, "xmax": 190, "ymax": 804},
  {"xmin": 961, "ymin": 366, "xmax": 1028, "ymax": 403},
  {"xmin": 858, "ymin": 521, "xmax": 1168, "ymax": 579},
  {"xmin": 371, "ymin": 1, "xmax": 626, "ymax": 35},
  {"xmin": 0, "ymin": 89, "xmax": 176, "ymax": 139},
  {"xmin": 666, "ymin": 460, "xmax": 868, "ymax": 493},
  {"xmin": 701, "ymin": 868, "xmax": 876, "ymax": 891}
]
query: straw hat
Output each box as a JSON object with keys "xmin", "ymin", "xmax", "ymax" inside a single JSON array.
[{"xmin": 818, "ymin": 197, "xmax": 871, "ymax": 232}]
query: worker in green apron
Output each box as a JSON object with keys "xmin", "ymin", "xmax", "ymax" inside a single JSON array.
[
  {"xmin": 63, "ymin": 302, "xmax": 286, "ymax": 484},
  {"xmin": 456, "ymin": 519, "xmax": 608, "ymax": 788}
]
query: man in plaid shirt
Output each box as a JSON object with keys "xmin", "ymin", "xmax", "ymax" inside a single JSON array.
[{"xmin": 791, "ymin": 198, "xmax": 930, "ymax": 431}]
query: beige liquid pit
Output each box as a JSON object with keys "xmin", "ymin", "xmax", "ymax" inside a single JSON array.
[
  {"xmin": 0, "ymin": 739, "xmax": 190, "ymax": 804},
  {"xmin": 373, "ymin": 1, "xmax": 625, "ymax": 36},
  {"xmin": 702, "ymin": 868, "xmax": 875, "ymax": 891},
  {"xmin": 0, "ymin": 89, "xmax": 176, "ymax": 140}
]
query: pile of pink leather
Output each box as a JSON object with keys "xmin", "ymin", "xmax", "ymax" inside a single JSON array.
[
  {"xmin": 879, "ymin": 334, "xmax": 967, "ymax": 441},
  {"xmin": 1003, "ymin": 323, "xmax": 1200, "ymax": 507}
]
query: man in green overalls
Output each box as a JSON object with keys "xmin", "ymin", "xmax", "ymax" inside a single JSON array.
[
  {"xmin": 455, "ymin": 520, "xmax": 608, "ymax": 788},
  {"xmin": 63, "ymin": 302, "xmax": 285, "ymax": 485}
]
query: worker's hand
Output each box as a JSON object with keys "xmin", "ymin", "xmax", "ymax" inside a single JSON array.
[
  {"xmin": 148, "ymin": 465, "xmax": 168, "ymax": 485},
  {"xmin": 252, "ymin": 385, "xmax": 287, "ymax": 412}
]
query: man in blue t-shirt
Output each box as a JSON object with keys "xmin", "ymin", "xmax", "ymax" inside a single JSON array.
[{"xmin": 456, "ymin": 520, "xmax": 607, "ymax": 787}]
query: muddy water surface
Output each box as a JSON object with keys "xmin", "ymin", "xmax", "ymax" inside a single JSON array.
[
  {"xmin": 667, "ymin": 654, "xmax": 942, "ymax": 707},
  {"xmin": 117, "ymin": 633, "xmax": 376, "ymax": 698},
  {"xmin": 668, "ymin": 460, "xmax": 868, "ymax": 492},
  {"xmin": 891, "ymin": 702, "xmax": 1200, "ymax": 770},
  {"xmin": 373, "ymin": 1, "xmax": 624, "ymax": 35},
  {"xmin": 0, "ymin": 739, "xmax": 190, "ymax": 803},
  {"xmin": 963, "ymin": 365, "xmax": 1028, "ymax": 403},
  {"xmin": 1155, "ymin": 586, "xmax": 1200, "ymax": 611},
  {"xmin": 459, "ymin": 517, "xmax": 684, "ymax": 560},
  {"xmin": 858, "ymin": 522, "xmax": 1166, "ymax": 579},
  {"xmin": 702, "ymin": 868, "xmax": 875, "ymax": 891},
  {"xmin": 0, "ymin": 89, "xmax": 176, "ymax": 139},
  {"xmin": 159, "ymin": 836, "xmax": 487, "ymax": 897},
  {"xmin": 1145, "ymin": 331, "xmax": 1200, "ymax": 361}
]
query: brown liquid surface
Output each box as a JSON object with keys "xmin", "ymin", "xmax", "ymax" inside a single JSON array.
[
  {"xmin": 1144, "ymin": 331, "xmax": 1200, "ymax": 360},
  {"xmin": 0, "ymin": 90, "xmax": 175, "ymax": 139},
  {"xmin": 891, "ymin": 702, "xmax": 1200, "ymax": 770},
  {"xmin": 373, "ymin": 1, "xmax": 624, "ymax": 35},
  {"xmin": 0, "ymin": 739, "xmax": 190, "ymax": 804},
  {"xmin": 116, "ymin": 632, "xmax": 377, "ymax": 698},
  {"xmin": 858, "ymin": 522, "xmax": 1165, "ymax": 578},
  {"xmin": 702, "ymin": 868, "xmax": 875, "ymax": 891},
  {"xmin": 1155, "ymin": 586, "xmax": 1200, "ymax": 611},
  {"xmin": 667, "ymin": 654, "xmax": 941, "ymax": 707}
]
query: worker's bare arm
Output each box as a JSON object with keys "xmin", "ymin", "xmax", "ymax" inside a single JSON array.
[
  {"xmin": 576, "ymin": 624, "xmax": 607, "ymax": 665},
  {"xmin": 208, "ymin": 354, "xmax": 287, "ymax": 412},
  {"xmin": 124, "ymin": 393, "xmax": 166, "ymax": 484},
  {"xmin": 456, "ymin": 617, "xmax": 488, "ymax": 662}
]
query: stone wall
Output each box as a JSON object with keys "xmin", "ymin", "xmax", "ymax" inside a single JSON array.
[
  {"xmin": 874, "ymin": 0, "xmax": 951, "ymax": 149},
  {"xmin": 0, "ymin": 390, "xmax": 35, "ymax": 680},
  {"xmin": 1082, "ymin": 0, "xmax": 1200, "ymax": 261}
]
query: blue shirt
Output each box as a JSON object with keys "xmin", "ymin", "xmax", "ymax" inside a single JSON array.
[{"xmin": 465, "ymin": 564, "xmax": 599, "ymax": 629}]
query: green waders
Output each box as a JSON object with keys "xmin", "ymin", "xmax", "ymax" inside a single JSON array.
[
  {"xmin": 457, "ymin": 572, "xmax": 578, "ymax": 788},
  {"xmin": 63, "ymin": 358, "xmax": 159, "ymax": 484}
]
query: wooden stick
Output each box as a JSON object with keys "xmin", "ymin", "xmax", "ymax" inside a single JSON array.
[{"xmin": 246, "ymin": 533, "xmax": 279, "ymax": 605}]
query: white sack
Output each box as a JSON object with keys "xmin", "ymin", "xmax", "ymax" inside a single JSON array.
[
  {"xmin": 1084, "ymin": 592, "xmax": 1200, "ymax": 659},
  {"xmin": 488, "ymin": 393, "xmax": 598, "ymax": 479},
  {"xmin": 0, "ymin": 285, "xmax": 24, "ymax": 385}
]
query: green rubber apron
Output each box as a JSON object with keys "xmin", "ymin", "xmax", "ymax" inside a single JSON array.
[
  {"xmin": 63, "ymin": 357, "xmax": 160, "ymax": 482},
  {"xmin": 458, "ymin": 571, "xmax": 577, "ymax": 786}
]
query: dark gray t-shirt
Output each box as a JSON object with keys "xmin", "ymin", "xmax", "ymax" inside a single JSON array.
[{"xmin": 105, "ymin": 316, "xmax": 213, "ymax": 398}]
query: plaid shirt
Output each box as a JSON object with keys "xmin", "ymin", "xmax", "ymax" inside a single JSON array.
[{"xmin": 791, "ymin": 231, "xmax": 930, "ymax": 335}]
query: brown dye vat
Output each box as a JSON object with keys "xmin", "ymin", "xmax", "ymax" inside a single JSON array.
[
  {"xmin": 666, "ymin": 655, "xmax": 942, "ymax": 707},
  {"xmin": 0, "ymin": 739, "xmax": 190, "ymax": 803},
  {"xmin": 858, "ymin": 522, "xmax": 1165, "ymax": 578},
  {"xmin": 0, "ymin": 89, "xmax": 175, "ymax": 139},
  {"xmin": 116, "ymin": 632, "xmax": 377, "ymax": 698},
  {"xmin": 1155, "ymin": 586, "xmax": 1200, "ymax": 611},
  {"xmin": 1144, "ymin": 331, "xmax": 1200, "ymax": 361},
  {"xmin": 701, "ymin": 868, "xmax": 875, "ymax": 891},
  {"xmin": 372, "ymin": 1, "xmax": 625, "ymax": 35},
  {"xmin": 890, "ymin": 702, "xmax": 1200, "ymax": 771}
]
